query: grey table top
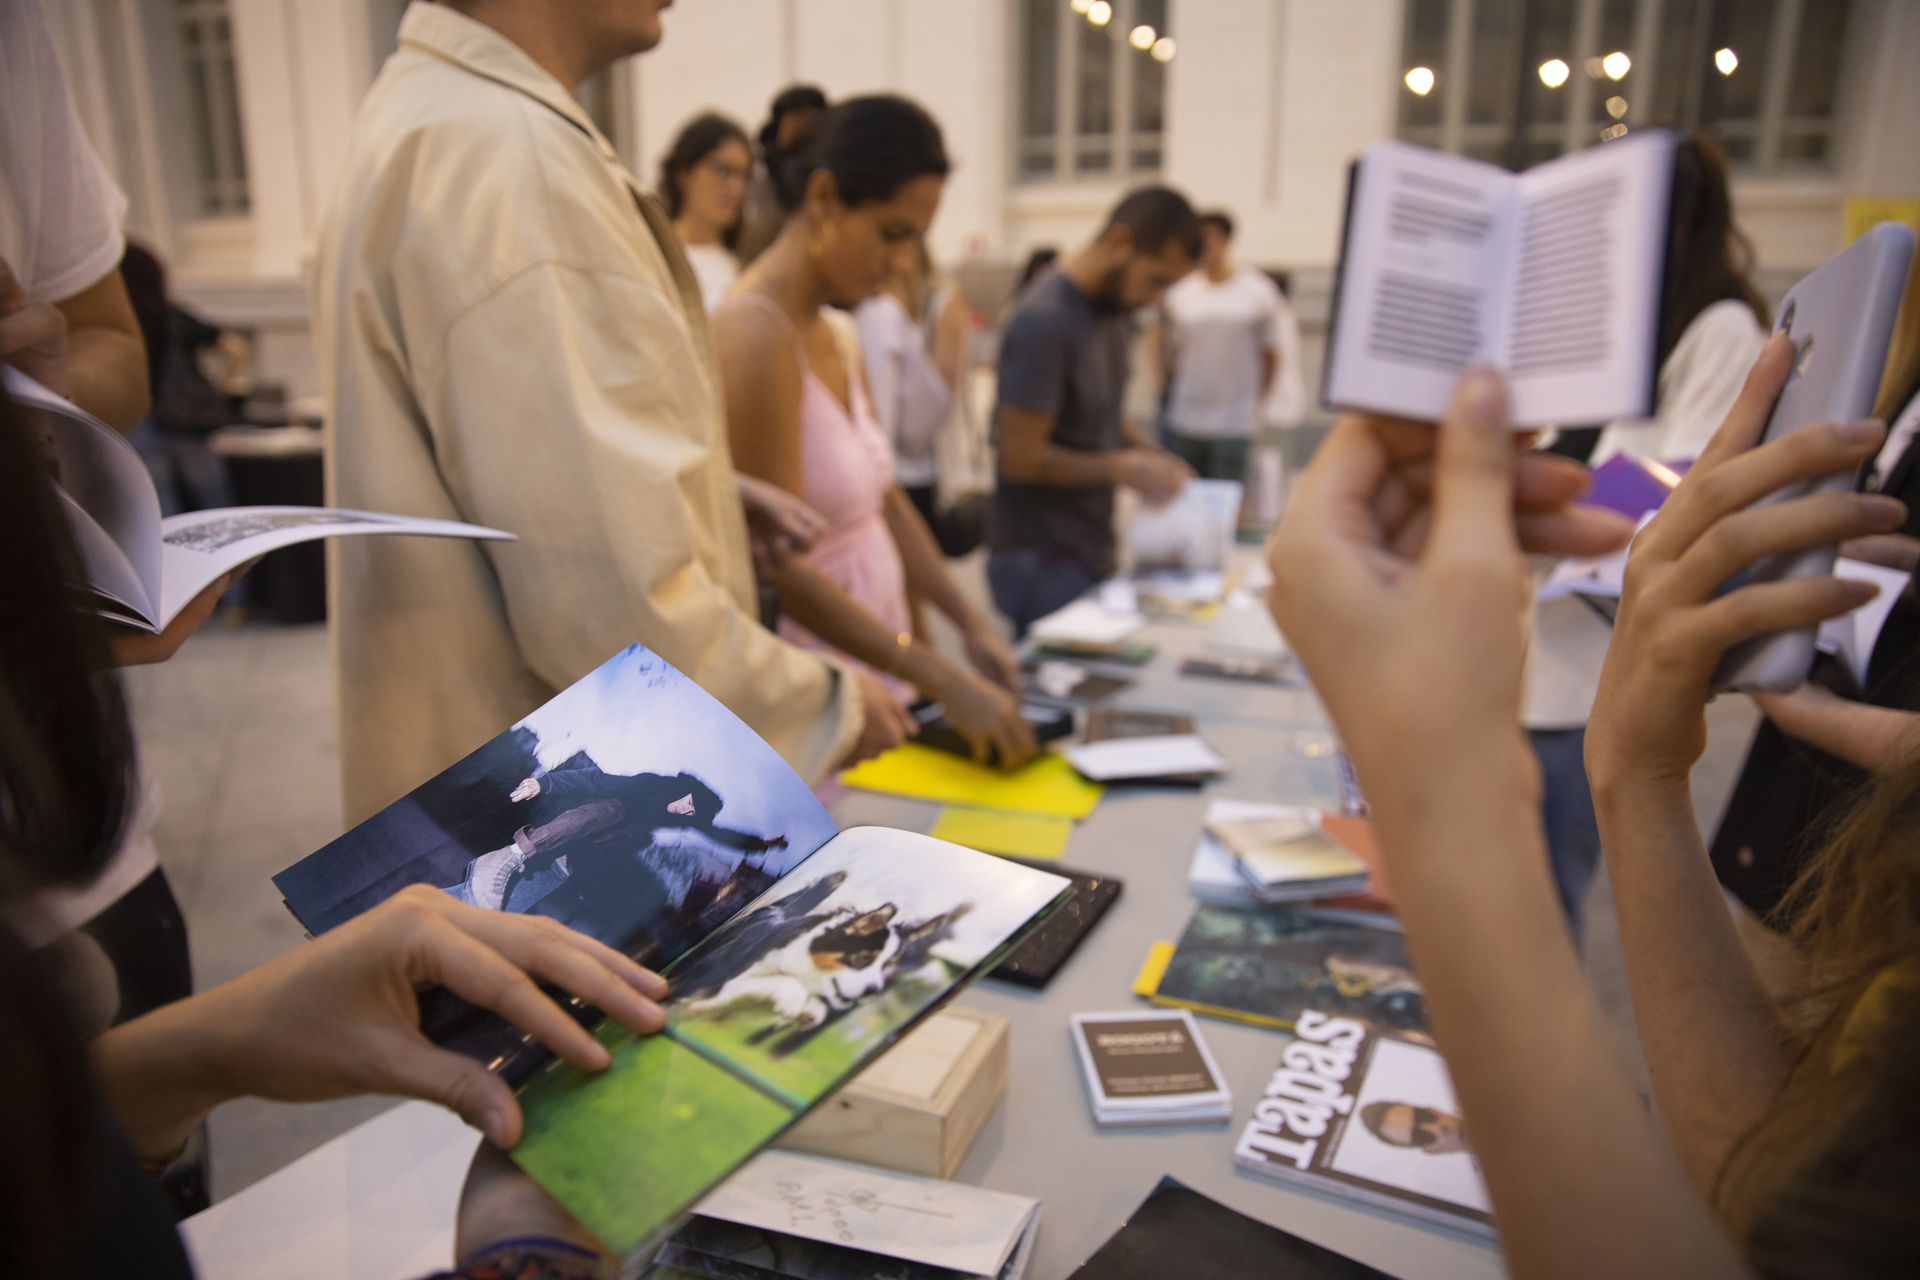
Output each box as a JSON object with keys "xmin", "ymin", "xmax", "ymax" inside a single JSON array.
[{"xmin": 828, "ymin": 608, "xmax": 1507, "ymax": 1280}]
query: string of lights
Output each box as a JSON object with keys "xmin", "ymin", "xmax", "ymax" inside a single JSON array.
[{"xmin": 1068, "ymin": 0, "xmax": 1175, "ymax": 63}]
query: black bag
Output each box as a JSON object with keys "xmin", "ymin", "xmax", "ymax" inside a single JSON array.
[{"xmin": 151, "ymin": 308, "xmax": 228, "ymax": 436}]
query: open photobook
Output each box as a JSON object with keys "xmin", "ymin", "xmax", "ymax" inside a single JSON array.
[
  {"xmin": 271, "ymin": 644, "xmax": 1072, "ymax": 1263},
  {"xmin": 8, "ymin": 367, "xmax": 511, "ymax": 632},
  {"xmin": 1235, "ymin": 1012, "xmax": 1494, "ymax": 1239},
  {"xmin": 1323, "ymin": 130, "xmax": 1675, "ymax": 427}
]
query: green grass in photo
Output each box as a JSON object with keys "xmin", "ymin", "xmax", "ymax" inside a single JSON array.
[
  {"xmin": 666, "ymin": 971, "xmax": 947, "ymax": 1108},
  {"xmin": 509, "ymin": 1022, "xmax": 794, "ymax": 1254}
]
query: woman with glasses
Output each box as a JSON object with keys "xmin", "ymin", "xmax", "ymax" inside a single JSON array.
[{"xmin": 659, "ymin": 112, "xmax": 752, "ymax": 311}]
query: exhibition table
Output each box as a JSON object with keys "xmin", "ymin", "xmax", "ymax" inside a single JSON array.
[{"xmin": 182, "ymin": 603, "xmax": 1506, "ymax": 1280}]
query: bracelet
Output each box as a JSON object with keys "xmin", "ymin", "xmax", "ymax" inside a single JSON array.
[{"xmin": 883, "ymin": 630, "xmax": 913, "ymax": 679}]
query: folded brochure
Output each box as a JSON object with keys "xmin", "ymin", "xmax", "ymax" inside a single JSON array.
[
  {"xmin": 660, "ymin": 1149, "xmax": 1040, "ymax": 1279},
  {"xmin": 270, "ymin": 644, "xmax": 1072, "ymax": 1263},
  {"xmin": 11, "ymin": 366, "xmax": 511, "ymax": 632},
  {"xmin": 1067, "ymin": 1175, "xmax": 1390, "ymax": 1279}
]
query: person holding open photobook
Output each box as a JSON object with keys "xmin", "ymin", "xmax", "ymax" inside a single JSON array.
[
  {"xmin": 313, "ymin": 1, "xmax": 915, "ymax": 827},
  {"xmin": 0, "ymin": 383, "xmax": 669, "ymax": 1280},
  {"xmin": 1268, "ymin": 337, "xmax": 1919, "ymax": 1275}
]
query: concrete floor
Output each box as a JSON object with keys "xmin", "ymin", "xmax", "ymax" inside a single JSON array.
[{"xmin": 120, "ymin": 598, "xmax": 1764, "ymax": 1206}]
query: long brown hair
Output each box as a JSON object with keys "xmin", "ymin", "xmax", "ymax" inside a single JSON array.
[
  {"xmin": 1713, "ymin": 748, "xmax": 1920, "ymax": 1271},
  {"xmin": 0, "ymin": 387, "xmax": 135, "ymax": 1272},
  {"xmin": 1658, "ymin": 133, "xmax": 1769, "ymax": 368}
]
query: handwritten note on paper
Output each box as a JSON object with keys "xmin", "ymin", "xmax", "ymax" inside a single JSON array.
[{"xmin": 693, "ymin": 1150, "xmax": 1038, "ymax": 1276}]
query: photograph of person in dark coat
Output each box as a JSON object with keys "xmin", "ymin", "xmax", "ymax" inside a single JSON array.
[{"xmin": 445, "ymin": 757, "xmax": 787, "ymax": 946}]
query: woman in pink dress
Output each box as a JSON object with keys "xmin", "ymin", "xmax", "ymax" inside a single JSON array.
[{"xmin": 713, "ymin": 97, "xmax": 1033, "ymax": 766}]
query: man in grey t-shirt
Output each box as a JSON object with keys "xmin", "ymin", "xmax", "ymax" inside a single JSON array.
[{"xmin": 989, "ymin": 188, "xmax": 1201, "ymax": 634}]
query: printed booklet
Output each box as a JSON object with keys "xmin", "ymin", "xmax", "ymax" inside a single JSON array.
[
  {"xmin": 1069, "ymin": 1010, "xmax": 1231, "ymax": 1126},
  {"xmin": 10, "ymin": 367, "xmax": 511, "ymax": 632},
  {"xmin": 1323, "ymin": 130, "xmax": 1675, "ymax": 426},
  {"xmin": 1235, "ymin": 1012, "xmax": 1495, "ymax": 1239},
  {"xmin": 1134, "ymin": 903, "xmax": 1425, "ymax": 1035},
  {"xmin": 656, "ymin": 1149, "xmax": 1040, "ymax": 1280},
  {"xmin": 271, "ymin": 644, "xmax": 1072, "ymax": 1263},
  {"xmin": 1068, "ymin": 1176, "xmax": 1392, "ymax": 1279}
]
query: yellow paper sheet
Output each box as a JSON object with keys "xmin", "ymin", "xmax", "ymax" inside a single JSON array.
[
  {"xmin": 928, "ymin": 805, "xmax": 1074, "ymax": 860},
  {"xmin": 839, "ymin": 744, "xmax": 1103, "ymax": 819}
]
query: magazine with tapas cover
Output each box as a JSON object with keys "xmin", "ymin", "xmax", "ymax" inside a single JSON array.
[{"xmin": 1235, "ymin": 1011, "xmax": 1495, "ymax": 1239}]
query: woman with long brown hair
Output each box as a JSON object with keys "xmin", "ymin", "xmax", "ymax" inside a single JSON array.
[{"xmin": 1267, "ymin": 336, "xmax": 1920, "ymax": 1274}]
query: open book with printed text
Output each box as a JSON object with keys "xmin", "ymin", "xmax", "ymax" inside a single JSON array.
[{"xmin": 1324, "ymin": 131, "xmax": 1675, "ymax": 427}]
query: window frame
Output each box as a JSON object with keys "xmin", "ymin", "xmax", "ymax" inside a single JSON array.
[{"xmin": 1015, "ymin": 0, "xmax": 1168, "ymax": 188}]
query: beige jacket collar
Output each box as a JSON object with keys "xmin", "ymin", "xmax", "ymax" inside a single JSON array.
[{"xmin": 395, "ymin": 2, "xmax": 616, "ymax": 164}]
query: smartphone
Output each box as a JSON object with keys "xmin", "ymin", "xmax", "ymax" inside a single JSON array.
[{"xmin": 1711, "ymin": 221, "xmax": 1915, "ymax": 693}]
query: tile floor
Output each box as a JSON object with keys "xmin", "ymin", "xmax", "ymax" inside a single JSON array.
[{"xmin": 121, "ymin": 610, "xmax": 1763, "ymax": 1205}]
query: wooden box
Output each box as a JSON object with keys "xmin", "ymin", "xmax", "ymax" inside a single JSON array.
[{"xmin": 775, "ymin": 1005, "xmax": 1008, "ymax": 1179}]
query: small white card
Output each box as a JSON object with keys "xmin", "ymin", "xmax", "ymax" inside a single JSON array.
[{"xmin": 1063, "ymin": 734, "xmax": 1226, "ymax": 781}]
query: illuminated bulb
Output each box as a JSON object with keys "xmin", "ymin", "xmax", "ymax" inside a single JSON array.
[
  {"xmin": 1129, "ymin": 24, "xmax": 1156, "ymax": 49},
  {"xmin": 1603, "ymin": 51, "xmax": 1631, "ymax": 79},
  {"xmin": 1151, "ymin": 36, "xmax": 1175, "ymax": 62},
  {"xmin": 1602, "ymin": 123, "xmax": 1629, "ymax": 140},
  {"xmin": 1715, "ymin": 47, "xmax": 1739, "ymax": 75},
  {"xmin": 1585, "ymin": 56, "xmax": 1604, "ymax": 78},
  {"xmin": 1538, "ymin": 59, "xmax": 1570, "ymax": 88},
  {"xmin": 1404, "ymin": 66, "xmax": 1436, "ymax": 95},
  {"xmin": 1087, "ymin": 0, "xmax": 1112, "ymax": 25},
  {"xmin": 1070, "ymin": 0, "xmax": 1092, "ymax": 11},
  {"xmin": 1606, "ymin": 95, "xmax": 1628, "ymax": 119}
]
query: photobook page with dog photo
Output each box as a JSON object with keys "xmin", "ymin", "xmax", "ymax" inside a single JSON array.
[{"xmin": 271, "ymin": 643, "xmax": 1072, "ymax": 1262}]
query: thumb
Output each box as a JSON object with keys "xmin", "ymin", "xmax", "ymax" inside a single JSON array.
[
  {"xmin": 1430, "ymin": 366, "xmax": 1519, "ymax": 560},
  {"xmin": 378, "ymin": 1036, "xmax": 524, "ymax": 1148}
]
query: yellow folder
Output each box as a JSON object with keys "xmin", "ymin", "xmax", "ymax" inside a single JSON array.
[
  {"xmin": 928, "ymin": 805, "xmax": 1075, "ymax": 860},
  {"xmin": 840, "ymin": 744, "xmax": 1103, "ymax": 819}
]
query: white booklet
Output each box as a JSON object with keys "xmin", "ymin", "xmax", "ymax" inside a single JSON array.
[
  {"xmin": 1069, "ymin": 1009, "xmax": 1231, "ymax": 1126},
  {"xmin": 679, "ymin": 1149, "xmax": 1041, "ymax": 1279},
  {"xmin": 1062, "ymin": 733, "xmax": 1226, "ymax": 782},
  {"xmin": 10, "ymin": 367, "xmax": 511, "ymax": 633},
  {"xmin": 1324, "ymin": 130, "xmax": 1675, "ymax": 426}
]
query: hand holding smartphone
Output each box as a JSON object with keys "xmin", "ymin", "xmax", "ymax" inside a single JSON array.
[{"xmin": 1711, "ymin": 221, "xmax": 1915, "ymax": 692}]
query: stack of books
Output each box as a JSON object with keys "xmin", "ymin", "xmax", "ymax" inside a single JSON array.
[
  {"xmin": 1189, "ymin": 801, "xmax": 1371, "ymax": 905},
  {"xmin": 1068, "ymin": 1010, "xmax": 1232, "ymax": 1126}
]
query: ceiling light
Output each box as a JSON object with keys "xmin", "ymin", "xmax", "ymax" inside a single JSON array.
[
  {"xmin": 1087, "ymin": 1, "xmax": 1112, "ymax": 26},
  {"xmin": 1606, "ymin": 95, "xmax": 1628, "ymax": 119},
  {"xmin": 1129, "ymin": 24, "xmax": 1156, "ymax": 49},
  {"xmin": 1715, "ymin": 47, "xmax": 1739, "ymax": 75},
  {"xmin": 1602, "ymin": 51, "xmax": 1631, "ymax": 79},
  {"xmin": 1151, "ymin": 36, "xmax": 1175, "ymax": 62},
  {"xmin": 1404, "ymin": 66, "xmax": 1436, "ymax": 96},
  {"xmin": 1070, "ymin": 0, "xmax": 1092, "ymax": 12},
  {"xmin": 1539, "ymin": 59, "xmax": 1570, "ymax": 88}
]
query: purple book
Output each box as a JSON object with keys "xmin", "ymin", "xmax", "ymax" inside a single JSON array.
[{"xmin": 1578, "ymin": 453, "xmax": 1686, "ymax": 520}]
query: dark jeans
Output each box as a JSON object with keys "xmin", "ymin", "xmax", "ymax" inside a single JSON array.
[
  {"xmin": 987, "ymin": 548, "xmax": 1095, "ymax": 638},
  {"xmin": 1529, "ymin": 726, "xmax": 1602, "ymax": 948},
  {"xmin": 1164, "ymin": 430, "xmax": 1251, "ymax": 484}
]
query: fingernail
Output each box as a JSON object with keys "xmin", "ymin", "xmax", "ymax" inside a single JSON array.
[
  {"xmin": 1860, "ymin": 494, "xmax": 1907, "ymax": 521},
  {"xmin": 1843, "ymin": 579, "xmax": 1880, "ymax": 602},
  {"xmin": 482, "ymin": 1105, "xmax": 513, "ymax": 1146},
  {"xmin": 1835, "ymin": 419, "xmax": 1884, "ymax": 444}
]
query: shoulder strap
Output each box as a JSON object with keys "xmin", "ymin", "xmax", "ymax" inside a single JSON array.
[{"xmin": 715, "ymin": 292, "xmax": 809, "ymax": 372}]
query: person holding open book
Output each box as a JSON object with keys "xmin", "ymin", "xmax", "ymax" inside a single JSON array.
[
  {"xmin": 1268, "ymin": 339, "xmax": 1918, "ymax": 1275},
  {"xmin": 313, "ymin": 1, "xmax": 914, "ymax": 827},
  {"xmin": 1521, "ymin": 132, "xmax": 1771, "ymax": 940},
  {"xmin": 0, "ymin": 384, "xmax": 668, "ymax": 1279}
]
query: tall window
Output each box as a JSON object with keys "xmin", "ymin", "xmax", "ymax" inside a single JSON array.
[
  {"xmin": 1396, "ymin": 0, "xmax": 1853, "ymax": 172},
  {"xmin": 176, "ymin": 0, "xmax": 250, "ymax": 215},
  {"xmin": 1018, "ymin": 0, "xmax": 1172, "ymax": 185}
]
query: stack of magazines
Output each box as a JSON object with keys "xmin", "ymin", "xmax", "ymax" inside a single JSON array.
[{"xmin": 1191, "ymin": 801, "xmax": 1371, "ymax": 905}]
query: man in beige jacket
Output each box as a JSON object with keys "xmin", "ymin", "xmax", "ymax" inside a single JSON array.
[{"xmin": 313, "ymin": 0, "xmax": 903, "ymax": 824}]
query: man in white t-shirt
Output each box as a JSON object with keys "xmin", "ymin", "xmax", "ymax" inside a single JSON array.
[
  {"xmin": 1157, "ymin": 210, "xmax": 1302, "ymax": 482},
  {"xmin": 0, "ymin": 0, "xmax": 149, "ymax": 432}
]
